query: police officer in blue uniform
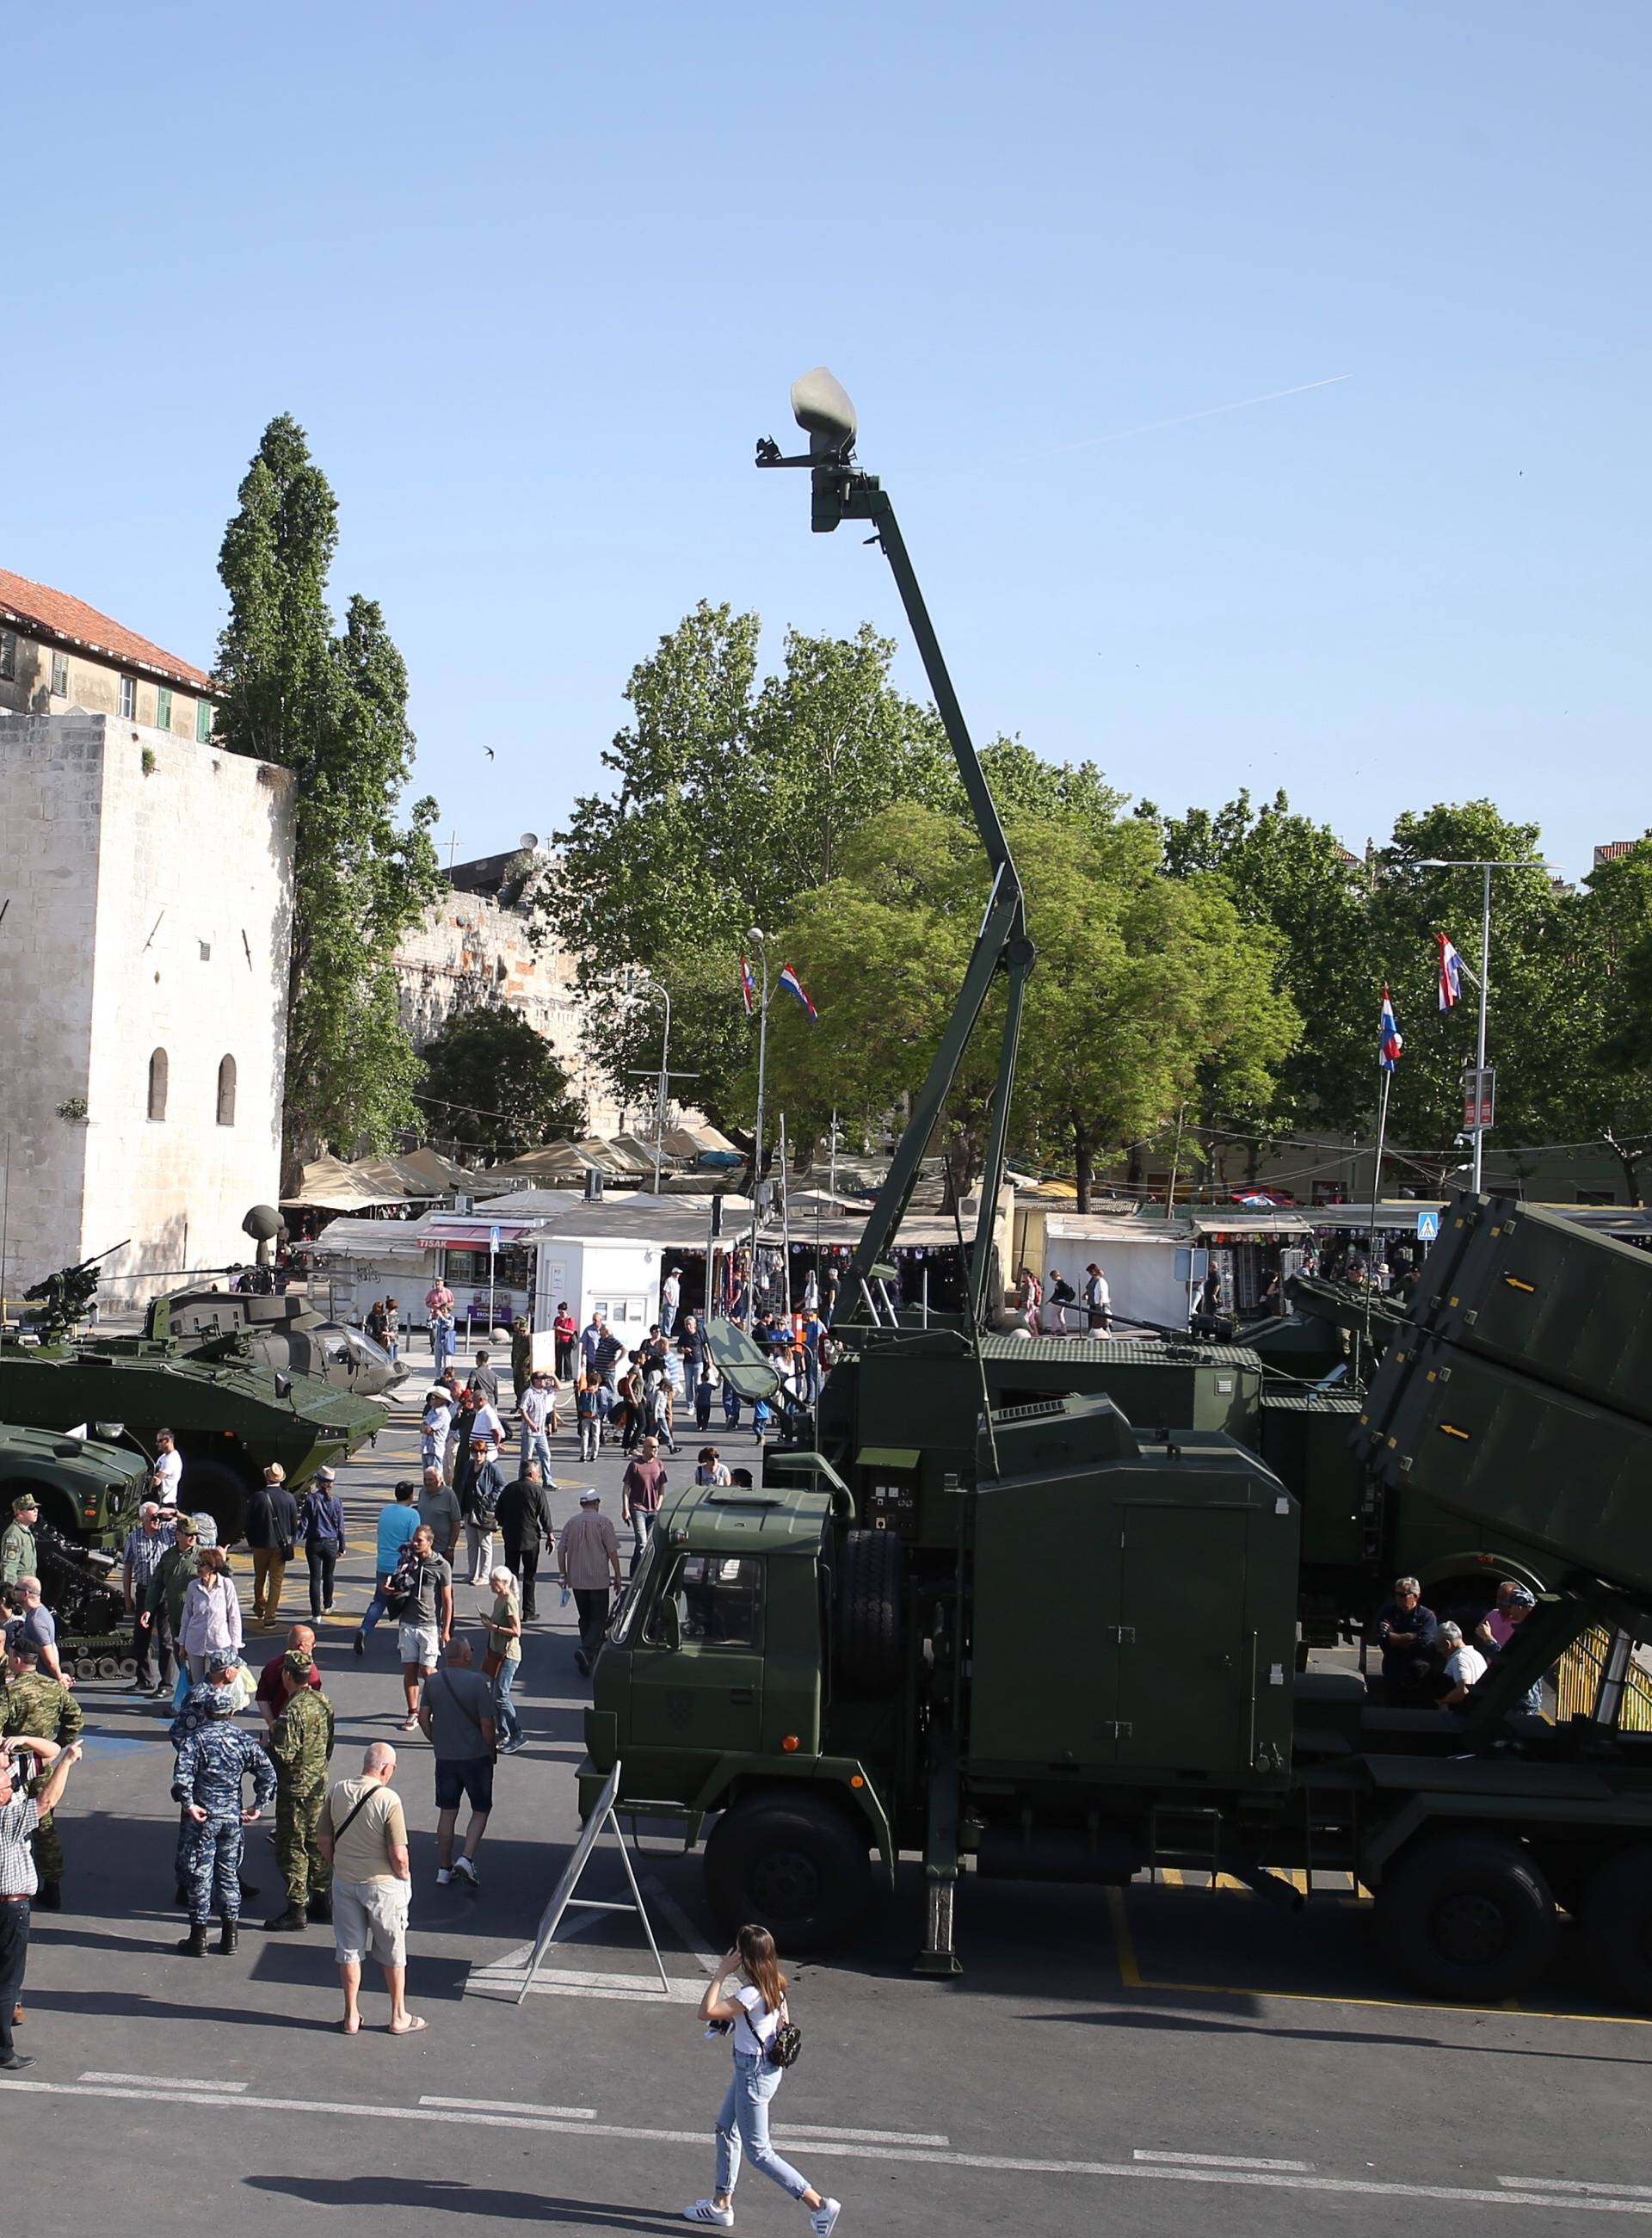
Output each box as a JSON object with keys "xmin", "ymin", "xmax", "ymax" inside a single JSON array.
[{"xmin": 172, "ymin": 1692, "xmax": 276, "ymax": 1956}]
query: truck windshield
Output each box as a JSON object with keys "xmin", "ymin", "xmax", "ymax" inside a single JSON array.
[
  {"xmin": 607, "ymin": 1534, "xmax": 661, "ymax": 1645},
  {"xmin": 644, "ymin": 1554, "xmax": 764, "ymax": 1649}
]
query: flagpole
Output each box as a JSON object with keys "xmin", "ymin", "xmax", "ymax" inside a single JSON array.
[{"xmin": 1369, "ymin": 1064, "xmax": 1393, "ymax": 1284}]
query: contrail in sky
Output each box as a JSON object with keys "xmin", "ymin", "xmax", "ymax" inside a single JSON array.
[{"xmin": 1021, "ymin": 373, "xmax": 1352, "ymax": 463}]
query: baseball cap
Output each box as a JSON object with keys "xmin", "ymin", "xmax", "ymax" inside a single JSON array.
[
  {"xmin": 1507, "ymin": 1585, "xmax": 1538, "ymax": 1609},
  {"xmin": 12, "ymin": 1494, "xmax": 37, "ymax": 1514},
  {"xmin": 578, "ymin": 1488, "xmax": 601, "ymax": 1504}
]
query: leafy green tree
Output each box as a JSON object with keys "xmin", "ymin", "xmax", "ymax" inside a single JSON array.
[
  {"xmin": 1565, "ymin": 838, "xmax": 1652, "ymax": 1203},
  {"xmin": 538, "ymin": 602, "xmax": 953, "ymax": 1139},
  {"xmin": 759, "ymin": 801, "xmax": 1299, "ymax": 1211},
  {"xmin": 1153, "ymin": 788, "xmax": 1372, "ymax": 1143},
  {"xmin": 214, "ymin": 416, "xmax": 441, "ymax": 1187},
  {"xmin": 419, "ymin": 1008, "xmax": 586, "ymax": 1164}
]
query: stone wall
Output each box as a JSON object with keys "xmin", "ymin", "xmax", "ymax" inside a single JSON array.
[
  {"xmin": 394, "ymin": 879, "xmax": 623, "ymax": 1137},
  {"xmin": 0, "ymin": 713, "xmax": 293, "ymax": 1303}
]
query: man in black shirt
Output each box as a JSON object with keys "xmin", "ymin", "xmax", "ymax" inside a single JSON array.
[
  {"xmin": 496, "ymin": 1463, "xmax": 556, "ymax": 1621},
  {"xmin": 243, "ymin": 1465, "xmax": 299, "ymax": 1630},
  {"xmin": 1374, "ymin": 1575, "xmax": 1440, "ymax": 1705}
]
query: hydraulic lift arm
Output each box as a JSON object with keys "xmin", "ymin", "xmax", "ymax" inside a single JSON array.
[{"xmin": 757, "ymin": 370, "xmax": 1035, "ymax": 1329}]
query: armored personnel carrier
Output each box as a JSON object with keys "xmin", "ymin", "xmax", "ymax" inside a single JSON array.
[{"xmin": 146, "ymin": 1286, "xmax": 405, "ymax": 1399}]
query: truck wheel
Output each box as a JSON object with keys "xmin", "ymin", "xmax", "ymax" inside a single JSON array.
[
  {"xmin": 182, "ymin": 1458, "xmax": 250, "ymax": 1548},
  {"xmin": 704, "ymin": 1794, "xmax": 872, "ymax": 1952},
  {"xmin": 1581, "ymin": 1848, "xmax": 1652, "ymax": 2009},
  {"xmin": 835, "ymin": 1530, "xmax": 903, "ymax": 1698},
  {"xmin": 1375, "ymin": 1834, "xmax": 1557, "ymax": 2001}
]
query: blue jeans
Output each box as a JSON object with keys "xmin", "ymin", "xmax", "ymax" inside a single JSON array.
[
  {"xmin": 714, "ymin": 2053, "xmax": 808, "ymax": 2201},
  {"xmin": 433, "ymin": 1324, "xmax": 453, "ymax": 1373},
  {"xmin": 519, "ymin": 1427, "xmax": 554, "ymax": 1478},
  {"xmin": 361, "ymin": 1576, "xmax": 392, "ymax": 1638},
  {"xmin": 491, "ymin": 1657, "xmax": 521, "ymax": 1746},
  {"xmin": 661, "ymin": 1303, "xmax": 677, "ymax": 1335}
]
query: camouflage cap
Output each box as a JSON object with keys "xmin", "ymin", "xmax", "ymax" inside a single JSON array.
[
  {"xmin": 11, "ymin": 1493, "xmax": 38, "ymax": 1514},
  {"xmin": 282, "ymin": 1649, "xmax": 314, "ymax": 1680},
  {"xmin": 205, "ymin": 1649, "xmax": 238, "ymax": 1677}
]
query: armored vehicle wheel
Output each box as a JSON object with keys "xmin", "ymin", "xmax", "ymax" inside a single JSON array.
[
  {"xmin": 74, "ymin": 1657, "xmax": 97, "ymax": 1681},
  {"xmin": 704, "ymin": 1792, "xmax": 872, "ymax": 1951},
  {"xmin": 835, "ymin": 1529, "xmax": 903, "ymax": 1697},
  {"xmin": 96, "ymin": 1656, "xmax": 120, "ymax": 1680},
  {"xmin": 182, "ymin": 1456, "xmax": 250, "ymax": 1548},
  {"xmin": 118, "ymin": 1655, "xmax": 139, "ymax": 1680},
  {"xmin": 1375, "ymin": 1834, "xmax": 1557, "ymax": 2001},
  {"xmin": 1580, "ymin": 1847, "xmax": 1652, "ymax": 2009}
]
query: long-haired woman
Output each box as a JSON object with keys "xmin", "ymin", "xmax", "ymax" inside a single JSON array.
[{"xmin": 683, "ymin": 1922, "xmax": 840, "ymax": 2232}]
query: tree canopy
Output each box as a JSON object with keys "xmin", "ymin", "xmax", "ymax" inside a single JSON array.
[
  {"xmin": 418, "ymin": 1008, "xmax": 586, "ymax": 1164},
  {"xmin": 214, "ymin": 415, "xmax": 441, "ymax": 1187}
]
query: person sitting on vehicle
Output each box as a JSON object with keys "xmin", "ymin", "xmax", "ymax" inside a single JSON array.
[
  {"xmin": 1373, "ymin": 1575, "xmax": 1439, "ymax": 1706},
  {"xmin": 1435, "ymin": 1619, "xmax": 1488, "ymax": 1711}
]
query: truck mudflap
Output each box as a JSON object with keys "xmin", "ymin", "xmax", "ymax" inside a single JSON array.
[{"xmin": 1357, "ymin": 1754, "xmax": 1652, "ymax": 1880}]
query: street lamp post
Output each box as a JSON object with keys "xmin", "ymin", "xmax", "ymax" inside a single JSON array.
[
  {"xmin": 747, "ymin": 928, "xmax": 770, "ymax": 1326},
  {"xmin": 1417, "ymin": 857, "xmax": 1535, "ymax": 1196}
]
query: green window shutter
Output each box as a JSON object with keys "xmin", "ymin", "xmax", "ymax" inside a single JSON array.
[
  {"xmin": 195, "ymin": 699, "xmax": 213, "ymax": 742},
  {"xmin": 156, "ymin": 687, "xmax": 173, "ymax": 731}
]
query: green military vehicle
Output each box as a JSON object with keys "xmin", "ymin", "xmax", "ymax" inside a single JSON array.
[
  {"xmin": 0, "ymin": 1423, "xmax": 152, "ymax": 1679},
  {"xmin": 576, "ymin": 373, "xmax": 1652, "ymax": 2012},
  {"xmin": 0, "ymin": 1335, "xmax": 384, "ymax": 1546}
]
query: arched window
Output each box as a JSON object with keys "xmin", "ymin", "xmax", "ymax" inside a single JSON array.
[
  {"xmin": 216, "ymin": 1053, "xmax": 237, "ymax": 1127},
  {"xmin": 147, "ymin": 1048, "xmax": 169, "ymax": 1122}
]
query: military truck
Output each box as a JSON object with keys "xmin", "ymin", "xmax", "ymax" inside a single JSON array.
[
  {"xmin": 0, "ymin": 1424, "xmax": 152, "ymax": 1680},
  {"xmin": 0, "ymin": 1336, "xmax": 384, "ymax": 1546},
  {"xmin": 576, "ymin": 373, "xmax": 1652, "ymax": 2013}
]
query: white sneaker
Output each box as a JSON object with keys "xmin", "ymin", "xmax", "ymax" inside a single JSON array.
[
  {"xmin": 453, "ymin": 1854, "xmax": 479, "ymax": 1888},
  {"xmin": 435, "ymin": 1867, "xmax": 453, "ymax": 1886},
  {"xmin": 682, "ymin": 2205, "xmax": 734, "ymax": 2229},
  {"xmin": 809, "ymin": 2203, "xmax": 841, "ymax": 2237}
]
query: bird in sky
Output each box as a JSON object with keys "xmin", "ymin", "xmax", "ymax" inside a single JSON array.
[{"xmin": 483, "ymin": 745, "xmax": 496, "ymax": 760}]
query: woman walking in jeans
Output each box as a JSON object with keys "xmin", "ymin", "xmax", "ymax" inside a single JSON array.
[{"xmin": 683, "ymin": 1923, "xmax": 841, "ymax": 2233}]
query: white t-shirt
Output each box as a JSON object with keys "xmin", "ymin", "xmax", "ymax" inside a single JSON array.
[
  {"xmin": 154, "ymin": 1448, "xmax": 183, "ymax": 1499},
  {"xmin": 470, "ymin": 1400, "xmax": 505, "ymax": 1443},
  {"xmin": 732, "ymin": 1979, "xmax": 785, "ymax": 2058},
  {"xmin": 1445, "ymin": 1645, "xmax": 1487, "ymax": 1694}
]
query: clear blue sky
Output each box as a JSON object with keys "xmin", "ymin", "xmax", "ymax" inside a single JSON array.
[{"xmin": 11, "ymin": 2, "xmax": 1648, "ymax": 879}]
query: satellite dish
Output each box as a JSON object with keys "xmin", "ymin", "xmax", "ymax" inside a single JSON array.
[{"xmin": 518, "ymin": 832, "xmax": 540, "ymax": 852}]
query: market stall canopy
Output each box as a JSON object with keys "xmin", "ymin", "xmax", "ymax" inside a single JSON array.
[
  {"xmin": 308, "ymin": 1218, "xmax": 434, "ymax": 1261},
  {"xmin": 282, "ymin": 1155, "xmax": 409, "ymax": 1211},
  {"xmin": 663, "ymin": 1123, "xmax": 739, "ymax": 1158},
  {"xmin": 480, "ymin": 1141, "xmax": 607, "ymax": 1185}
]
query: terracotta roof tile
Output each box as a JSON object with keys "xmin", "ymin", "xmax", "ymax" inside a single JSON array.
[{"xmin": 0, "ymin": 566, "xmax": 214, "ymax": 691}]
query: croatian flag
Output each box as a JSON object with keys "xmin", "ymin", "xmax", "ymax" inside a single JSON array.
[
  {"xmin": 778, "ymin": 963, "xmax": 818, "ymax": 1021},
  {"xmin": 739, "ymin": 957, "xmax": 757, "ymax": 1016},
  {"xmin": 1379, "ymin": 984, "xmax": 1403, "ymax": 1071},
  {"xmin": 1437, "ymin": 933, "xmax": 1464, "ymax": 1012}
]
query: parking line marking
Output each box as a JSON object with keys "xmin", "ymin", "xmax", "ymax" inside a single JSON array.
[
  {"xmin": 1504, "ymin": 2180, "xmax": 1652, "ymax": 2200},
  {"xmin": 1106, "ymin": 1888, "xmax": 1652, "ymax": 2029},
  {"xmin": 0, "ymin": 2078, "xmax": 1646, "ymax": 2212},
  {"xmin": 777, "ymin": 2124, "xmax": 952, "ymax": 2147},
  {"xmin": 1136, "ymin": 2150, "xmax": 1314, "ymax": 2171},
  {"xmin": 80, "ymin": 2071, "xmax": 247, "ymax": 2093},
  {"xmin": 421, "ymin": 2096, "xmax": 596, "ymax": 2120}
]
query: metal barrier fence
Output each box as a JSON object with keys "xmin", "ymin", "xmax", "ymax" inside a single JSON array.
[{"xmin": 1553, "ymin": 1627, "xmax": 1652, "ymax": 1731}]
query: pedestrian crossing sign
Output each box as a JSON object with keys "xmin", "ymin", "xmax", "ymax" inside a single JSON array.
[{"xmin": 1416, "ymin": 1210, "xmax": 1440, "ymax": 1242}]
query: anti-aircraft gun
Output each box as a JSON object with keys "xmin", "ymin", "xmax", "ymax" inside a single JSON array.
[
  {"xmin": 582, "ymin": 375, "xmax": 1652, "ymax": 2013},
  {"xmin": 22, "ymin": 1241, "xmax": 131, "ymax": 1344}
]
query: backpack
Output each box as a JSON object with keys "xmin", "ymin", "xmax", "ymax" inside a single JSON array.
[
  {"xmin": 1052, "ymin": 1279, "xmax": 1076, "ymax": 1304},
  {"xmin": 383, "ymin": 1545, "xmax": 424, "ymax": 1617}
]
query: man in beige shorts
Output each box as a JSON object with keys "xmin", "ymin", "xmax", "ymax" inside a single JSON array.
[{"xmin": 317, "ymin": 1742, "xmax": 422, "ymax": 2035}]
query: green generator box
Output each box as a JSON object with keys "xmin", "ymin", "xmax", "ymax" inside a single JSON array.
[{"xmin": 967, "ymin": 1427, "xmax": 1299, "ymax": 1786}]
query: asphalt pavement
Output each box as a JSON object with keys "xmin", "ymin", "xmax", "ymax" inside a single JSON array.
[{"xmin": 7, "ymin": 1359, "xmax": 1652, "ymax": 2234}]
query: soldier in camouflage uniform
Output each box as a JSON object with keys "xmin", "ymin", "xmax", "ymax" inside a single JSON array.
[
  {"xmin": 1, "ymin": 1633, "xmax": 82, "ymax": 1908},
  {"xmin": 262, "ymin": 1649, "xmax": 336, "ymax": 1931},
  {"xmin": 0, "ymin": 1494, "xmax": 39, "ymax": 1609},
  {"xmin": 171, "ymin": 1693, "xmax": 275, "ymax": 1956}
]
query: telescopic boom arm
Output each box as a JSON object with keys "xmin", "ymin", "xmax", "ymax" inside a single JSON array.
[{"xmin": 757, "ymin": 370, "xmax": 1034, "ymax": 1328}]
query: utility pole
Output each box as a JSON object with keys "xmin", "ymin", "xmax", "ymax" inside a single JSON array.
[{"xmin": 1417, "ymin": 857, "xmax": 1538, "ymax": 1197}]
